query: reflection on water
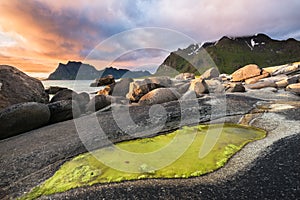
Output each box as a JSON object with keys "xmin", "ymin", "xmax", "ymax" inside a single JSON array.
[{"xmin": 42, "ymin": 80, "xmax": 104, "ymax": 96}]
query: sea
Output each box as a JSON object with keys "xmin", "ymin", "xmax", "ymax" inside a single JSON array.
[{"xmin": 41, "ymin": 80, "xmax": 104, "ymax": 97}]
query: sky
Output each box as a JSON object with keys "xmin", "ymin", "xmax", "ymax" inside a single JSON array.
[{"xmin": 0, "ymin": 0, "xmax": 300, "ymax": 77}]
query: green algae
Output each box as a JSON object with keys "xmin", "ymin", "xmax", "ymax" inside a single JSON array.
[{"xmin": 21, "ymin": 124, "xmax": 266, "ymax": 200}]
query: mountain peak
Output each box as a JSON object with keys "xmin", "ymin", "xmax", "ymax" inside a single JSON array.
[
  {"xmin": 156, "ymin": 34, "xmax": 300, "ymax": 75},
  {"xmin": 48, "ymin": 62, "xmax": 151, "ymax": 80}
]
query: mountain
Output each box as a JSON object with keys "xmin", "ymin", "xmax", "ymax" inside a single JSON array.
[
  {"xmin": 47, "ymin": 61, "xmax": 151, "ymax": 80},
  {"xmin": 155, "ymin": 34, "xmax": 300, "ymax": 75}
]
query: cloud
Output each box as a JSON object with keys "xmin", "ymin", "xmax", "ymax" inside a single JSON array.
[{"xmin": 0, "ymin": 0, "xmax": 299, "ymax": 74}]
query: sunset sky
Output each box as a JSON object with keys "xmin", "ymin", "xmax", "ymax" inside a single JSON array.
[{"xmin": 0, "ymin": 0, "xmax": 300, "ymax": 77}]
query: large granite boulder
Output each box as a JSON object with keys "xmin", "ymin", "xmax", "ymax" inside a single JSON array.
[
  {"xmin": 77, "ymin": 92, "xmax": 90, "ymax": 111},
  {"xmin": 45, "ymin": 86, "xmax": 67, "ymax": 95},
  {"xmin": 201, "ymin": 67, "xmax": 220, "ymax": 80},
  {"xmin": 86, "ymin": 95, "xmax": 111, "ymax": 112},
  {"xmin": 271, "ymin": 63, "xmax": 300, "ymax": 76},
  {"xmin": 48, "ymin": 100, "xmax": 81, "ymax": 124},
  {"xmin": 177, "ymin": 82, "xmax": 191, "ymax": 94},
  {"xmin": 205, "ymin": 79, "xmax": 224, "ymax": 93},
  {"xmin": 246, "ymin": 80, "xmax": 277, "ymax": 89},
  {"xmin": 98, "ymin": 78, "xmax": 134, "ymax": 97},
  {"xmin": 97, "ymin": 85, "xmax": 111, "ymax": 96},
  {"xmin": 245, "ymin": 70, "xmax": 270, "ymax": 84},
  {"xmin": 148, "ymin": 76, "xmax": 172, "ymax": 87},
  {"xmin": 286, "ymin": 83, "xmax": 300, "ymax": 95},
  {"xmin": 251, "ymin": 75, "xmax": 287, "ymax": 89},
  {"xmin": 0, "ymin": 65, "xmax": 49, "ymax": 110},
  {"xmin": 276, "ymin": 74, "xmax": 300, "ymax": 88},
  {"xmin": 189, "ymin": 78, "xmax": 208, "ymax": 96},
  {"xmin": 111, "ymin": 78, "xmax": 134, "ymax": 97},
  {"xmin": 231, "ymin": 64, "xmax": 261, "ymax": 82},
  {"xmin": 126, "ymin": 77, "xmax": 171, "ymax": 102},
  {"xmin": 0, "ymin": 102, "xmax": 50, "ymax": 139},
  {"xmin": 180, "ymin": 90, "xmax": 205, "ymax": 100},
  {"xmin": 138, "ymin": 88, "xmax": 181, "ymax": 105},
  {"xmin": 50, "ymin": 89, "xmax": 77, "ymax": 103},
  {"xmin": 50, "ymin": 90, "xmax": 89, "ymax": 112},
  {"xmin": 225, "ymin": 83, "xmax": 246, "ymax": 93},
  {"xmin": 175, "ymin": 73, "xmax": 195, "ymax": 80},
  {"xmin": 90, "ymin": 75, "xmax": 115, "ymax": 87}
]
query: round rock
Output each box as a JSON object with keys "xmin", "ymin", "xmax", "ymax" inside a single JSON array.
[
  {"xmin": 86, "ymin": 95, "xmax": 111, "ymax": 112},
  {"xmin": 138, "ymin": 88, "xmax": 181, "ymax": 105},
  {"xmin": 0, "ymin": 65, "xmax": 49, "ymax": 110},
  {"xmin": 48, "ymin": 100, "xmax": 81, "ymax": 124},
  {"xmin": 0, "ymin": 102, "xmax": 50, "ymax": 139}
]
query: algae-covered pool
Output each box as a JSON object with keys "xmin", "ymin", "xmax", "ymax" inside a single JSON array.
[{"xmin": 22, "ymin": 124, "xmax": 266, "ymax": 199}]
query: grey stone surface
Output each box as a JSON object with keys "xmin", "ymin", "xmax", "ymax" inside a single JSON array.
[
  {"xmin": 0, "ymin": 65, "xmax": 49, "ymax": 110},
  {"xmin": 0, "ymin": 102, "xmax": 50, "ymax": 139},
  {"xmin": 48, "ymin": 100, "xmax": 81, "ymax": 124},
  {"xmin": 1, "ymin": 94, "xmax": 300, "ymax": 199}
]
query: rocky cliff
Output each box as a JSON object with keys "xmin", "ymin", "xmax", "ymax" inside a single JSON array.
[
  {"xmin": 48, "ymin": 61, "xmax": 151, "ymax": 80},
  {"xmin": 156, "ymin": 34, "xmax": 300, "ymax": 75}
]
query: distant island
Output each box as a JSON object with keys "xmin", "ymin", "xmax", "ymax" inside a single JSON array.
[
  {"xmin": 156, "ymin": 33, "xmax": 300, "ymax": 76},
  {"xmin": 47, "ymin": 61, "xmax": 151, "ymax": 80}
]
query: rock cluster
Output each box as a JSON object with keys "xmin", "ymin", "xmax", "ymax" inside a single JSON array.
[
  {"xmin": 0, "ymin": 66, "xmax": 93, "ymax": 139},
  {"xmin": 93, "ymin": 62, "xmax": 300, "ymax": 110},
  {"xmin": 1, "ymin": 61, "xmax": 300, "ymax": 140}
]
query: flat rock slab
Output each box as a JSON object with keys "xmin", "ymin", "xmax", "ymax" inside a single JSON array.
[
  {"xmin": 44, "ymin": 103, "xmax": 300, "ymax": 200},
  {"xmin": 1, "ymin": 94, "xmax": 299, "ymax": 199},
  {"xmin": 44, "ymin": 133, "xmax": 300, "ymax": 200}
]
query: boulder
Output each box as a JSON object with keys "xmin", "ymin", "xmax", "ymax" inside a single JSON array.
[
  {"xmin": 246, "ymin": 80, "xmax": 277, "ymax": 89},
  {"xmin": 126, "ymin": 81, "xmax": 158, "ymax": 102},
  {"xmin": 260, "ymin": 74, "xmax": 288, "ymax": 83},
  {"xmin": 286, "ymin": 83, "xmax": 300, "ymax": 95},
  {"xmin": 205, "ymin": 79, "xmax": 224, "ymax": 93},
  {"xmin": 263, "ymin": 65, "xmax": 283, "ymax": 74},
  {"xmin": 177, "ymin": 82, "xmax": 191, "ymax": 94},
  {"xmin": 231, "ymin": 64, "xmax": 261, "ymax": 82},
  {"xmin": 245, "ymin": 70, "xmax": 269, "ymax": 84},
  {"xmin": 50, "ymin": 90, "xmax": 90, "ymax": 112},
  {"xmin": 189, "ymin": 79, "xmax": 208, "ymax": 96},
  {"xmin": 50, "ymin": 89, "xmax": 79, "ymax": 103},
  {"xmin": 147, "ymin": 76, "xmax": 172, "ymax": 87},
  {"xmin": 50, "ymin": 89, "xmax": 74, "ymax": 103},
  {"xmin": 0, "ymin": 102, "xmax": 50, "ymax": 139},
  {"xmin": 106, "ymin": 95, "xmax": 129, "ymax": 105},
  {"xmin": 76, "ymin": 92, "xmax": 91, "ymax": 112},
  {"xmin": 274, "ymin": 74, "xmax": 300, "ymax": 88},
  {"xmin": 45, "ymin": 86, "xmax": 68, "ymax": 95},
  {"xmin": 0, "ymin": 65, "xmax": 49, "ymax": 110},
  {"xmin": 225, "ymin": 83, "xmax": 246, "ymax": 93},
  {"xmin": 111, "ymin": 78, "xmax": 134, "ymax": 97},
  {"xmin": 48, "ymin": 100, "xmax": 81, "ymax": 124},
  {"xmin": 201, "ymin": 67, "xmax": 220, "ymax": 80},
  {"xmin": 90, "ymin": 75, "xmax": 115, "ymax": 87},
  {"xmin": 180, "ymin": 90, "xmax": 204, "ymax": 100},
  {"xmin": 97, "ymin": 85, "xmax": 112, "ymax": 96},
  {"xmin": 138, "ymin": 88, "xmax": 181, "ymax": 105},
  {"xmin": 272, "ymin": 63, "xmax": 300, "ymax": 76},
  {"xmin": 175, "ymin": 73, "xmax": 195, "ymax": 80},
  {"xmin": 86, "ymin": 95, "xmax": 111, "ymax": 112},
  {"xmin": 77, "ymin": 92, "xmax": 90, "ymax": 111},
  {"xmin": 275, "ymin": 79, "xmax": 289, "ymax": 88},
  {"xmin": 98, "ymin": 78, "xmax": 134, "ymax": 97}
]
